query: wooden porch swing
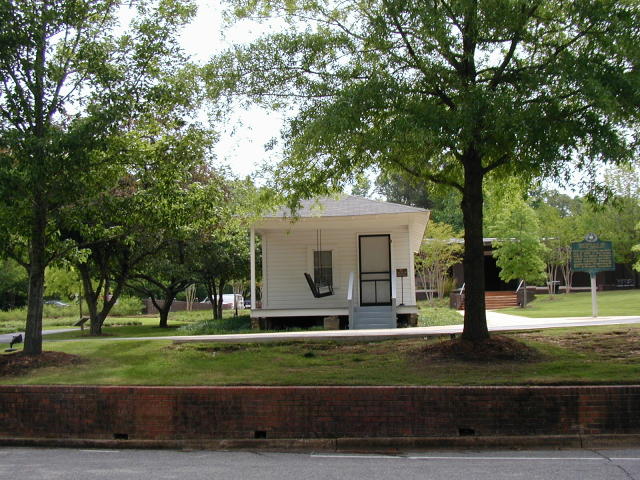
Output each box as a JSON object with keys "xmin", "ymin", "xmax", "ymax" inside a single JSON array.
[{"xmin": 304, "ymin": 229, "xmax": 334, "ymax": 298}]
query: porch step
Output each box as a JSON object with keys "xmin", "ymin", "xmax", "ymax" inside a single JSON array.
[
  {"xmin": 352, "ymin": 306, "xmax": 396, "ymax": 329},
  {"xmin": 485, "ymin": 292, "xmax": 518, "ymax": 310}
]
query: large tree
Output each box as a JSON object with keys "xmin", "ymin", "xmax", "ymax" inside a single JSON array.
[
  {"xmin": 211, "ymin": 0, "xmax": 640, "ymax": 341},
  {"xmin": 0, "ymin": 0, "xmax": 196, "ymax": 352}
]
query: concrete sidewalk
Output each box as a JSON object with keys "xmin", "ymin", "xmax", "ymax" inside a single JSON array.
[
  {"xmin": 170, "ymin": 312, "xmax": 640, "ymax": 344},
  {"xmin": 1, "ymin": 328, "xmax": 78, "ymax": 347},
  {"xmin": 40, "ymin": 311, "xmax": 640, "ymax": 344}
]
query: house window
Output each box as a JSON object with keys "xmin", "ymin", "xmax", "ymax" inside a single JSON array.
[{"xmin": 313, "ymin": 250, "xmax": 332, "ymax": 287}]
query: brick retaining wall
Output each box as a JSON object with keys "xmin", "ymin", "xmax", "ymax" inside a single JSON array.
[{"xmin": 0, "ymin": 386, "xmax": 638, "ymax": 441}]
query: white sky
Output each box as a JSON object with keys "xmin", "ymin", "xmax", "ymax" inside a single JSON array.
[{"xmin": 177, "ymin": 1, "xmax": 285, "ymax": 181}]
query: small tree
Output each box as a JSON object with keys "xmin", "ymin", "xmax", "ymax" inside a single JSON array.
[
  {"xmin": 190, "ymin": 225, "xmax": 250, "ymax": 320},
  {"xmin": 127, "ymin": 246, "xmax": 193, "ymax": 328},
  {"xmin": 415, "ymin": 222, "xmax": 463, "ymax": 302},
  {"xmin": 492, "ymin": 199, "xmax": 547, "ymax": 308}
]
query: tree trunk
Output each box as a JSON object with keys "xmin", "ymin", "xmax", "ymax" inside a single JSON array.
[
  {"xmin": 158, "ymin": 292, "xmax": 175, "ymax": 328},
  {"xmin": 460, "ymin": 150, "xmax": 489, "ymax": 342},
  {"xmin": 78, "ymin": 265, "xmax": 125, "ymax": 336},
  {"xmin": 90, "ymin": 312, "xmax": 107, "ymax": 336},
  {"xmin": 206, "ymin": 280, "xmax": 219, "ymax": 320},
  {"xmin": 78, "ymin": 265, "xmax": 103, "ymax": 335},
  {"xmin": 23, "ymin": 200, "xmax": 47, "ymax": 355},
  {"xmin": 217, "ymin": 279, "xmax": 226, "ymax": 320},
  {"xmin": 23, "ymin": 10, "xmax": 50, "ymax": 355},
  {"xmin": 158, "ymin": 306, "xmax": 171, "ymax": 328}
]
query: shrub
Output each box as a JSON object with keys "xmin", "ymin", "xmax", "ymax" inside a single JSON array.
[
  {"xmin": 108, "ymin": 296, "xmax": 143, "ymax": 316},
  {"xmin": 180, "ymin": 315, "xmax": 251, "ymax": 335}
]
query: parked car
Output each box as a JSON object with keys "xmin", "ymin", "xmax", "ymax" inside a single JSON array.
[
  {"xmin": 200, "ymin": 294, "xmax": 244, "ymax": 309},
  {"xmin": 44, "ymin": 300, "xmax": 70, "ymax": 307}
]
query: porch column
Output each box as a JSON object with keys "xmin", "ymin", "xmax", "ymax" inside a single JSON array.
[
  {"xmin": 250, "ymin": 226, "xmax": 256, "ymax": 310},
  {"xmin": 407, "ymin": 222, "xmax": 414, "ymax": 306}
]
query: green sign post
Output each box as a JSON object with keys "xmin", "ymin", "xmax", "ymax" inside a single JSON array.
[{"xmin": 571, "ymin": 233, "xmax": 615, "ymax": 317}]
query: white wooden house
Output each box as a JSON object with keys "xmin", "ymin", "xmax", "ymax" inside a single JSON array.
[{"xmin": 249, "ymin": 195, "xmax": 429, "ymax": 329}]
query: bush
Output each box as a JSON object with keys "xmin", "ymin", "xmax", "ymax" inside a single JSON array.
[
  {"xmin": 108, "ymin": 296, "xmax": 143, "ymax": 316},
  {"xmin": 180, "ymin": 315, "xmax": 251, "ymax": 335}
]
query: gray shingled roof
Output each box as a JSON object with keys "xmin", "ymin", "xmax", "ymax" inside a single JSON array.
[{"xmin": 265, "ymin": 194, "xmax": 428, "ymax": 218}]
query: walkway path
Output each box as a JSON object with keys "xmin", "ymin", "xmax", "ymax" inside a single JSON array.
[
  {"xmin": 38, "ymin": 312, "xmax": 640, "ymax": 344},
  {"xmin": 0, "ymin": 328, "xmax": 77, "ymax": 347}
]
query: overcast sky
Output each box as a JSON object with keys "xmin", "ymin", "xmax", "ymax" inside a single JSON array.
[{"xmin": 176, "ymin": 0, "xmax": 285, "ymax": 181}]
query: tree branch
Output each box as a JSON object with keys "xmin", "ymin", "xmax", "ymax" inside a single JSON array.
[
  {"xmin": 390, "ymin": 157, "xmax": 463, "ymax": 192},
  {"xmin": 482, "ymin": 154, "xmax": 510, "ymax": 174}
]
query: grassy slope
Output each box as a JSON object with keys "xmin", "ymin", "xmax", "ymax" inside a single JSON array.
[
  {"xmin": 500, "ymin": 290, "xmax": 640, "ymax": 317},
  {"xmin": 3, "ymin": 323, "xmax": 640, "ymax": 386}
]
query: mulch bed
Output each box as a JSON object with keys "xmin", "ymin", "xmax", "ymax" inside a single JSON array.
[
  {"xmin": 420, "ymin": 335, "xmax": 543, "ymax": 362},
  {"xmin": 0, "ymin": 351, "xmax": 84, "ymax": 377}
]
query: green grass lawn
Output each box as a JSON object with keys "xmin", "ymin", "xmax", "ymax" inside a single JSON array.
[
  {"xmin": 500, "ymin": 289, "xmax": 640, "ymax": 318},
  {"xmin": 3, "ymin": 323, "xmax": 639, "ymax": 386},
  {"xmin": 417, "ymin": 298, "xmax": 463, "ymax": 326},
  {"xmin": 0, "ymin": 306, "xmax": 248, "ymax": 336}
]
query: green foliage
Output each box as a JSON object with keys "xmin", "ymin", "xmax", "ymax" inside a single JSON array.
[
  {"xmin": 108, "ymin": 296, "xmax": 144, "ymax": 316},
  {"xmin": 211, "ymin": 0, "xmax": 640, "ymax": 340},
  {"xmin": 350, "ymin": 173, "xmax": 371, "ymax": 197},
  {"xmin": 580, "ymin": 197, "xmax": 640, "ymax": 265},
  {"xmin": 212, "ymin": 0, "xmax": 639, "ymax": 195},
  {"xmin": 415, "ymin": 222, "xmax": 463, "ymax": 300},
  {"xmin": 179, "ymin": 315, "xmax": 252, "ymax": 335},
  {"xmin": 0, "ymin": 0, "xmax": 200, "ymax": 352},
  {"xmin": 375, "ymin": 172, "xmax": 463, "ymax": 229},
  {"xmin": 45, "ymin": 267, "xmax": 81, "ymax": 301},
  {"xmin": 491, "ymin": 197, "xmax": 547, "ymax": 286},
  {"xmin": 0, "ymin": 259, "xmax": 27, "ymax": 309}
]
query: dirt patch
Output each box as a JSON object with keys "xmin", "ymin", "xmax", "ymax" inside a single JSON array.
[
  {"xmin": 0, "ymin": 351, "xmax": 84, "ymax": 377},
  {"xmin": 418, "ymin": 335, "xmax": 543, "ymax": 362},
  {"xmin": 517, "ymin": 327, "xmax": 640, "ymax": 362}
]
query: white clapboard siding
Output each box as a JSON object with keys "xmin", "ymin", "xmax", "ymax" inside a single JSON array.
[{"xmin": 261, "ymin": 224, "xmax": 414, "ymax": 310}]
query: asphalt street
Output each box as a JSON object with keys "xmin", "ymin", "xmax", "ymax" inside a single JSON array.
[{"xmin": 1, "ymin": 448, "xmax": 639, "ymax": 480}]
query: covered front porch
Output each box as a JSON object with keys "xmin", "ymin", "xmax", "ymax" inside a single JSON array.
[{"xmin": 248, "ymin": 195, "xmax": 429, "ymax": 330}]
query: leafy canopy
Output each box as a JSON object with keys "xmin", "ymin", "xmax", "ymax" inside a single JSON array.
[{"xmin": 212, "ymin": 0, "xmax": 640, "ymax": 198}]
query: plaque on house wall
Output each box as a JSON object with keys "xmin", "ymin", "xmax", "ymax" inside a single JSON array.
[{"xmin": 396, "ymin": 268, "xmax": 408, "ymax": 277}]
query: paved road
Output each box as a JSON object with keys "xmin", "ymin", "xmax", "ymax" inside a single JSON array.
[{"xmin": 1, "ymin": 447, "xmax": 639, "ymax": 479}]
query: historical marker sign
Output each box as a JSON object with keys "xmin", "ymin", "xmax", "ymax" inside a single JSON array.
[
  {"xmin": 571, "ymin": 233, "xmax": 615, "ymax": 318},
  {"xmin": 571, "ymin": 236, "xmax": 615, "ymax": 274}
]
